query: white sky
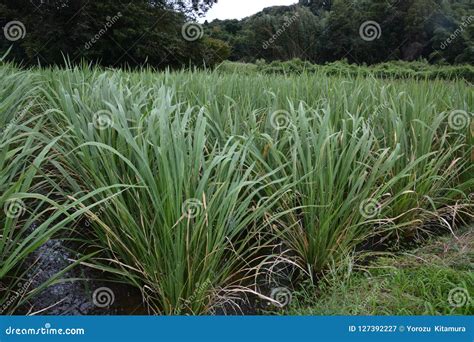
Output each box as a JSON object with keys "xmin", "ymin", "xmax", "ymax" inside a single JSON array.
[{"xmin": 200, "ymin": 0, "xmax": 298, "ymax": 22}]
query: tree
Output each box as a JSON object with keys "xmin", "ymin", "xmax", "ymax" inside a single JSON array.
[
  {"xmin": 429, "ymin": 0, "xmax": 474, "ymax": 63},
  {"xmin": 0, "ymin": 0, "xmax": 220, "ymax": 68},
  {"xmin": 299, "ymin": 0, "xmax": 332, "ymax": 14},
  {"xmin": 207, "ymin": 0, "xmax": 473, "ymax": 65},
  {"xmin": 167, "ymin": 0, "xmax": 217, "ymax": 18}
]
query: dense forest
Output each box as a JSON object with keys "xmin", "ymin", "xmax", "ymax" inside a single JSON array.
[
  {"xmin": 1, "ymin": 0, "xmax": 473, "ymax": 67},
  {"xmin": 0, "ymin": 0, "xmax": 222, "ymax": 67},
  {"xmin": 206, "ymin": 0, "xmax": 474, "ymax": 64}
]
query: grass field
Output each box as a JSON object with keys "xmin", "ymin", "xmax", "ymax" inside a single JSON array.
[{"xmin": 0, "ymin": 62, "xmax": 472, "ymax": 315}]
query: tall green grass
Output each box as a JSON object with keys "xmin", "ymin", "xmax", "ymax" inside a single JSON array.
[
  {"xmin": 39, "ymin": 74, "xmax": 286, "ymax": 314},
  {"xmin": 0, "ymin": 67, "xmax": 105, "ymax": 313},
  {"xmin": 2, "ymin": 63, "xmax": 471, "ymax": 313}
]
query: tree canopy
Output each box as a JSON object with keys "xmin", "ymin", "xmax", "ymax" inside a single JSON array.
[
  {"xmin": 0, "ymin": 0, "xmax": 226, "ymax": 68},
  {"xmin": 1, "ymin": 0, "xmax": 472, "ymax": 68},
  {"xmin": 206, "ymin": 0, "xmax": 474, "ymax": 65}
]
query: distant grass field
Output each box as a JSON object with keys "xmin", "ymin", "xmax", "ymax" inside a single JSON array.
[
  {"xmin": 0, "ymin": 61, "xmax": 472, "ymax": 314},
  {"xmin": 217, "ymin": 59, "xmax": 474, "ymax": 83}
]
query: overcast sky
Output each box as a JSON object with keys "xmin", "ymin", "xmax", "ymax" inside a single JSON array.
[{"xmin": 200, "ymin": 0, "xmax": 298, "ymax": 22}]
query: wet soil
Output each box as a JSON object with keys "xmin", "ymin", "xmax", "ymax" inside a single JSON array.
[{"xmin": 17, "ymin": 237, "xmax": 148, "ymax": 315}]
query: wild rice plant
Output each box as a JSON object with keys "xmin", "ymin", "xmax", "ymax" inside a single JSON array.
[
  {"xmin": 41, "ymin": 74, "xmax": 286, "ymax": 314},
  {"xmin": 0, "ymin": 74, "xmax": 103, "ymax": 313},
  {"xmin": 12, "ymin": 63, "xmax": 471, "ymax": 310}
]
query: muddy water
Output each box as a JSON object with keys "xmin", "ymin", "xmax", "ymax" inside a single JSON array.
[{"xmin": 19, "ymin": 237, "xmax": 148, "ymax": 315}]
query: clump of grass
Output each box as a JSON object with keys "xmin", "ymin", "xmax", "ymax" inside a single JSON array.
[
  {"xmin": 252, "ymin": 106, "xmax": 404, "ymax": 277},
  {"xmin": 0, "ymin": 71, "xmax": 58, "ymax": 311},
  {"xmin": 0, "ymin": 64, "xmax": 37, "ymax": 127},
  {"xmin": 250, "ymin": 99, "xmax": 471, "ymax": 280},
  {"xmin": 0, "ymin": 73, "xmax": 105, "ymax": 313},
  {"xmin": 41, "ymin": 75, "xmax": 286, "ymax": 314}
]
